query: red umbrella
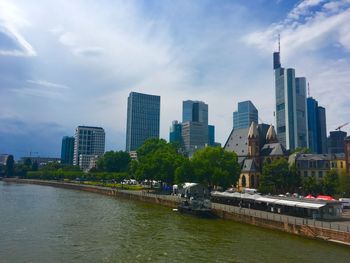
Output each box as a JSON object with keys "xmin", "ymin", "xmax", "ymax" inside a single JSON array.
[
  {"xmin": 316, "ymin": 195, "xmax": 335, "ymax": 201},
  {"xmin": 305, "ymin": 194, "xmax": 315, "ymax": 199}
]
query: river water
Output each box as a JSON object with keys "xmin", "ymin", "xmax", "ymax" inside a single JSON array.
[{"xmin": 1, "ymin": 181, "xmax": 350, "ymax": 263}]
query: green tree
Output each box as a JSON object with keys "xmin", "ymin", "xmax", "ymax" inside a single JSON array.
[
  {"xmin": 259, "ymin": 158, "xmax": 298, "ymax": 194},
  {"xmin": 134, "ymin": 138, "xmax": 185, "ymax": 187},
  {"xmin": 302, "ymin": 176, "xmax": 322, "ymax": 195},
  {"xmin": 175, "ymin": 158, "xmax": 195, "ymax": 184},
  {"xmin": 31, "ymin": 161, "xmax": 39, "ymax": 171},
  {"xmin": 97, "ymin": 151, "xmax": 131, "ymax": 172},
  {"xmin": 5, "ymin": 155, "xmax": 15, "ymax": 177},
  {"xmin": 323, "ymin": 169, "xmax": 339, "ymax": 195},
  {"xmin": 136, "ymin": 138, "xmax": 168, "ymax": 159},
  {"xmin": 190, "ymin": 147, "xmax": 240, "ymax": 189},
  {"xmin": 24, "ymin": 158, "xmax": 32, "ymax": 167},
  {"xmin": 291, "ymin": 147, "xmax": 311, "ymax": 154},
  {"xmin": 338, "ymin": 171, "xmax": 350, "ymax": 197}
]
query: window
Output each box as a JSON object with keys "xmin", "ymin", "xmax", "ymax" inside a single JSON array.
[
  {"xmin": 318, "ymin": 171, "xmax": 323, "ymax": 178},
  {"xmin": 304, "ymin": 171, "xmax": 308, "ymax": 177},
  {"xmin": 341, "ymin": 162, "xmax": 344, "ymax": 168},
  {"xmin": 311, "ymin": 171, "xmax": 315, "ymax": 177}
]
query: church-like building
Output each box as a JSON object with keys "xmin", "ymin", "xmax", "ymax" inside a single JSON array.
[{"xmin": 224, "ymin": 122, "xmax": 288, "ymax": 190}]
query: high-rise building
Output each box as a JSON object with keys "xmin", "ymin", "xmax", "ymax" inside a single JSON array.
[
  {"xmin": 73, "ymin": 126, "xmax": 105, "ymax": 168},
  {"xmin": 328, "ymin": 131, "xmax": 347, "ymax": 154},
  {"xmin": 274, "ymin": 51, "xmax": 308, "ymax": 150},
  {"xmin": 317, "ymin": 106, "xmax": 327, "ymax": 153},
  {"xmin": 61, "ymin": 136, "xmax": 75, "ymax": 165},
  {"xmin": 126, "ymin": 92, "xmax": 160, "ymax": 152},
  {"xmin": 169, "ymin": 120, "xmax": 182, "ymax": 144},
  {"xmin": 181, "ymin": 100, "xmax": 209, "ymax": 155},
  {"xmin": 345, "ymin": 136, "xmax": 350, "ymax": 175},
  {"xmin": 233, "ymin": 100, "xmax": 258, "ymax": 129},
  {"xmin": 307, "ymin": 98, "xmax": 327, "ymax": 153},
  {"xmin": 208, "ymin": 125, "xmax": 215, "ymax": 146},
  {"xmin": 182, "ymin": 122, "xmax": 208, "ymax": 155},
  {"xmin": 182, "ymin": 100, "xmax": 208, "ymax": 124}
]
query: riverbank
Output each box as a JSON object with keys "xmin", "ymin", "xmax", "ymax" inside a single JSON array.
[{"xmin": 4, "ymin": 178, "xmax": 350, "ymax": 247}]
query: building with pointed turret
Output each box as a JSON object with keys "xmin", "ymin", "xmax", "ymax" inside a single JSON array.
[{"xmin": 224, "ymin": 122, "xmax": 288, "ymax": 190}]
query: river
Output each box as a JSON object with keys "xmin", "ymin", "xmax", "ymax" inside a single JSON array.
[{"xmin": 1, "ymin": 181, "xmax": 349, "ymax": 263}]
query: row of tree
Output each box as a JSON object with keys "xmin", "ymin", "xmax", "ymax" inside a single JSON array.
[{"xmin": 258, "ymin": 158, "xmax": 348, "ymax": 196}]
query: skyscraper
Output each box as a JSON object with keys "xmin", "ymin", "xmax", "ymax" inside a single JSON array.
[
  {"xmin": 169, "ymin": 120, "xmax": 182, "ymax": 144},
  {"xmin": 181, "ymin": 100, "xmax": 209, "ymax": 155},
  {"xmin": 61, "ymin": 136, "xmax": 74, "ymax": 165},
  {"xmin": 274, "ymin": 51, "xmax": 308, "ymax": 150},
  {"xmin": 328, "ymin": 131, "xmax": 347, "ymax": 154},
  {"xmin": 182, "ymin": 100, "xmax": 208, "ymax": 124},
  {"xmin": 307, "ymin": 98, "xmax": 327, "ymax": 153},
  {"xmin": 317, "ymin": 106, "xmax": 327, "ymax": 154},
  {"xmin": 126, "ymin": 92, "xmax": 160, "ymax": 152},
  {"xmin": 73, "ymin": 126, "xmax": 105, "ymax": 168},
  {"xmin": 208, "ymin": 125, "xmax": 215, "ymax": 146},
  {"xmin": 233, "ymin": 100, "xmax": 258, "ymax": 129}
]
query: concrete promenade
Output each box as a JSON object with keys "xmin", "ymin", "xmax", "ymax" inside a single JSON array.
[{"xmin": 3, "ymin": 178, "xmax": 350, "ymax": 246}]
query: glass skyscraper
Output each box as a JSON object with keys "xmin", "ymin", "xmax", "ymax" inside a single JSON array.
[
  {"xmin": 169, "ymin": 120, "xmax": 182, "ymax": 144},
  {"xmin": 73, "ymin": 126, "xmax": 105, "ymax": 168},
  {"xmin": 61, "ymin": 136, "xmax": 74, "ymax": 165},
  {"xmin": 274, "ymin": 52, "xmax": 308, "ymax": 150},
  {"xmin": 307, "ymin": 97, "xmax": 327, "ymax": 153},
  {"xmin": 232, "ymin": 100, "xmax": 258, "ymax": 129},
  {"xmin": 208, "ymin": 125, "xmax": 215, "ymax": 146},
  {"xmin": 181, "ymin": 100, "xmax": 209, "ymax": 155},
  {"xmin": 126, "ymin": 92, "xmax": 160, "ymax": 152}
]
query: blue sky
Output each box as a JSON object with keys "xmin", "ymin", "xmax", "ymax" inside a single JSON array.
[{"xmin": 0, "ymin": 0, "xmax": 350, "ymax": 159}]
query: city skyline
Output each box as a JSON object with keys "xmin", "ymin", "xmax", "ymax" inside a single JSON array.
[{"xmin": 1, "ymin": 0, "xmax": 350, "ymax": 158}]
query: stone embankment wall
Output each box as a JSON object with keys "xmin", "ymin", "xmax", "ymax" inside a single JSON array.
[{"xmin": 4, "ymin": 178, "xmax": 350, "ymax": 246}]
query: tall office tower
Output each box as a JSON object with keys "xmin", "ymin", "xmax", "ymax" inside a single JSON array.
[
  {"xmin": 208, "ymin": 125, "xmax": 215, "ymax": 146},
  {"xmin": 328, "ymin": 131, "xmax": 347, "ymax": 154},
  {"xmin": 169, "ymin": 120, "xmax": 182, "ymax": 144},
  {"xmin": 182, "ymin": 100, "xmax": 208, "ymax": 124},
  {"xmin": 181, "ymin": 100, "xmax": 209, "ymax": 155},
  {"xmin": 317, "ymin": 106, "xmax": 327, "ymax": 153},
  {"xmin": 61, "ymin": 136, "xmax": 75, "ymax": 165},
  {"xmin": 126, "ymin": 92, "xmax": 160, "ymax": 152},
  {"xmin": 307, "ymin": 98, "xmax": 327, "ymax": 153},
  {"xmin": 232, "ymin": 100, "xmax": 258, "ymax": 129},
  {"xmin": 73, "ymin": 126, "xmax": 105, "ymax": 167},
  {"xmin": 273, "ymin": 50, "xmax": 308, "ymax": 150}
]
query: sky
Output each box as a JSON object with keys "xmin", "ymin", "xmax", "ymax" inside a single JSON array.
[{"xmin": 0, "ymin": 0, "xmax": 350, "ymax": 159}]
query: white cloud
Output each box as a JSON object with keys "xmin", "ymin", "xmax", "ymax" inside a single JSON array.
[
  {"xmin": 27, "ymin": 80, "xmax": 70, "ymax": 90},
  {"xmin": 0, "ymin": 0, "xmax": 36, "ymax": 56}
]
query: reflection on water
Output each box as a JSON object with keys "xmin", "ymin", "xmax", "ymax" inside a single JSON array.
[{"xmin": 1, "ymin": 181, "xmax": 349, "ymax": 263}]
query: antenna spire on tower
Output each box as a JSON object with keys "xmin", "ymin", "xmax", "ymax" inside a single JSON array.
[{"xmin": 278, "ymin": 33, "xmax": 280, "ymax": 53}]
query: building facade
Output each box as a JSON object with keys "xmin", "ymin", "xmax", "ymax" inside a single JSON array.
[
  {"xmin": 274, "ymin": 52, "xmax": 308, "ymax": 150},
  {"xmin": 224, "ymin": 122, "xmax": 287, "ymax": 190},
  {"xmin": 73, "ymin": 126, "xmax": 105, "ymax": 166},
  {"xmin": 328, "ymin": 131, "xmax": 347, "ymax": 154},
  {"xmin": 208, "ymin": 125, "xmax": 215, "ymax": 146},
  {"xmin": 233, "ymin": 100, "xmax": 258, "ymax": 130},
  {"xmin": 126, "ymin": 92, "xmax": 160, "ymax": 152},
  {"xmin": 307, "ymin": 97, "xmax": 327, "ymax": 153},
  {"xmin": 61, "ymin": 136, "xmax": 75, "ymax": 165},
  {"xmin": 169, "ymin": 120, "xmax": 182, "ymax": 144},
  {"xmin": 345, "ymin": 136, "xmax": 350, "ymax": 175},
  {"xmin": 291, "ymin": 153, "xmax": 346, "ymax": 182},
  {"xmin": 182, "ymin": 121, "xmax": 208, "ymax": 156},
  {"xmin": 0, "ymin": 154, "xmax": 9, "ymax": 165},
  {"xmin": 181, "ymin": 100, "xmax": 209, "ymax": 156}
]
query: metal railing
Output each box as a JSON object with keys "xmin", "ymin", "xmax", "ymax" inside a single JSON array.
[{"xmin": 212, "ymin": 202, "xmax": 350, "ymax": 233}]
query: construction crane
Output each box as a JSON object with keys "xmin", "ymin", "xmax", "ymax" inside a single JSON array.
[{"xmin": 335, "ymin": 123, "xmax": 349, "ymax": 131}]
